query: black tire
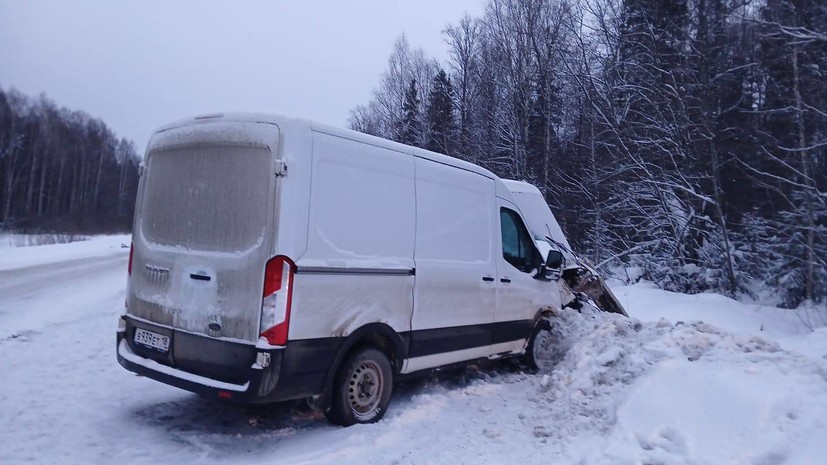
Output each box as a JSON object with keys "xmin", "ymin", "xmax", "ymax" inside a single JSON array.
[
  {"xmin": 325, "ymin": 347, "xmax": 393, "ymax": 426},
  {"xmin": 525, "ymin": 320, "xmax": 557, "ymax": 373}
]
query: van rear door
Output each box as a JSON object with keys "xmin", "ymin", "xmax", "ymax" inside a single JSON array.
[{"xmin": 127, "ymin": 121, "xmax": 279, "ymax": 344}]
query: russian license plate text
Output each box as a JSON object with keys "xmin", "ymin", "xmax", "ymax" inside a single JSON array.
[{"xmin": 134, "ymin": 328, "xmax": 170, "ymax": 352}]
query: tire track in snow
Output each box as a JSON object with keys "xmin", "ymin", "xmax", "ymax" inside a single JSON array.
[{"xmin": 0, "ymin": 252, "xmax": 176, "ymax": 465}]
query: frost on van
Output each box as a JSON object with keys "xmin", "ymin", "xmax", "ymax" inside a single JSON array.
[
  {"xmin": 130, "ymin": 140, "xmax": 276, "ymax": 342},
  {"xmin": 135, "ymin": 263, "xmax": 261, "ymax": 342},
  {"xmin": 141, "ymin": 145, "xmax": 271, "ymax": 253},
  {"xmin": 128, "ymin": 119, "xmax": 285, "ymax": 342},
  {"xmin": 147, "ymin": 119, "xmax": 279, "ymax": 153},
  {"xmin": 145, "ymin": 253, "xmax": 258, "ymax": 342}
]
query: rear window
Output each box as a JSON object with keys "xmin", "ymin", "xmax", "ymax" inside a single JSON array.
[{"xmin": 141, "ymin": 145, "xmax": 272, "ymax": 252}]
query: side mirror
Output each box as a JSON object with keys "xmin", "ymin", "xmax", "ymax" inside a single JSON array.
[
  {"xmin": 534, "ymin": 249, "xmax": 565, "ymax": 281},
  {"xmin": 545, "ymin": 250, "xmax": 564, "ymax": 270}
]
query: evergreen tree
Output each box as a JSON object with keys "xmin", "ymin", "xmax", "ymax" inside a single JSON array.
[
  {"xmin": 398, "ymin": 79, "xmax": 423, "ymax": 147},
  {"xmin": 425, "ymin": 68, "xmax": 456, "ymax": 155}
]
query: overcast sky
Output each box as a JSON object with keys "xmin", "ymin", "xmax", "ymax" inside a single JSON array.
[{"xmin": 0, "ymin": 0, "xmax": 483, "ymax": 152}]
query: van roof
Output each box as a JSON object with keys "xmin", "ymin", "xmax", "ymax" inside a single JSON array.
[
  {"xmin": 500, "ymin": 179, "xmax": 542, "ymax": 195},
  {"xmin": 153, "ymin": 112, "xmax": 498, "ymax": 181}
]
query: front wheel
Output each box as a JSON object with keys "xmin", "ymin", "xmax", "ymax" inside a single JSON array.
[
  {"xmin": 325, "ymin": 347, "xmax": 393, "ymax": 426},
  {"xmin": 525, "ymin": 321, "xmax": 557, "ymax": 373}
]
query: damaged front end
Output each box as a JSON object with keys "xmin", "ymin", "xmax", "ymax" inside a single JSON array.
[{"xmin": 560, "ymin": 260, "xmax": 628, "ymax": 317}]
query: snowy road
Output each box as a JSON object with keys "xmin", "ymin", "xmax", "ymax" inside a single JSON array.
[
  {"xmin": 0, "ymin": 254, "xmax": 126, "ymax": 338},
  {"xmin": 0, "ymin": 253, "xmax": 124, "ymax": 298},
  {"xmin": 1, "ymin": 237, "xmax": 826, "ymax": 465}
]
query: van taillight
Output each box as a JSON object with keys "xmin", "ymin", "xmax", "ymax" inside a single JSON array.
[
  {"xmin": 260, "ymin": 256, "xmax": 295, "ymax": 346},
  {"xmin": 128, "ymin": 243, "xmax": 134, "ymax": 276}
]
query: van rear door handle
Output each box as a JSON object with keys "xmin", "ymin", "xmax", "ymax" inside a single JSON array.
[
  {"xmin": 500, "ymin": 278, "xmax": 512, "ymax": 283},
  {"xmin": 482, "ymin": 276, "xmax": 495, "ymax": 282}
]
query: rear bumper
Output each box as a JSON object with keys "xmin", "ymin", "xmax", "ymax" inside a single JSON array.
[
  {"xmin": 117, "ymin": 338, "xmax": 262, "ymax": 400},
  {"xmin": 116, "ymin": 316, "xmax": 332, "ymax": 403}
]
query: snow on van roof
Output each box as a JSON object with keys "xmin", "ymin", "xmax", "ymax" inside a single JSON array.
[
  {"xmin": 501, "ymin": 179, "xmax": 543, "ymax": 195},
  {"xmin": 153, "ymin": 112, "xmax": 312, "ymax": 134},
  {"xmin": 151, "ymin": 112, "xmax": 499, "ymax": 181}
]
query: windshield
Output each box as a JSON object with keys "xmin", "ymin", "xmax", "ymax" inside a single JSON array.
[{"xmin": 140, "ymin": 144, "xmax": 272, "ymax": 253}]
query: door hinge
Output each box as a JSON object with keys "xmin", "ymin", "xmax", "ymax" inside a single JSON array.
[{"xmin": 275, "ymin": 160, "xmax": 288, "ymax": 176}]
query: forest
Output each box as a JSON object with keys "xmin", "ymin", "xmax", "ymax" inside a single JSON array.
[
  {"xmin": 0, "ymin": 86, "xmax": 141, "ymax": 234},
  {"xmin": 349, "ymin": 0, "xmax": 826, "ymax": 309}
]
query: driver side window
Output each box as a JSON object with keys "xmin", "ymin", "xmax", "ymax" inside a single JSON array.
[{"xmin": 500, "ymin": 208, "xmax": 537, "ymax": 273}]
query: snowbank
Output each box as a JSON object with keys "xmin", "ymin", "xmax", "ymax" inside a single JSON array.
[
  {"xmin": 0, "ymin": 234, "xmax": 130, "ymax": 271},
  {"xmin": 528, "ymin": 308, "xmax": 827, "ymax": 464}
]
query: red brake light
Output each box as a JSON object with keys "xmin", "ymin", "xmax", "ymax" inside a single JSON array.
[
  {"xmin": 263, "ymin": 256, "xmax": 284, "ymax": 297},
  {"xmin": 260, "ymin": 256, "xmax": 295, "ymax": 346}
]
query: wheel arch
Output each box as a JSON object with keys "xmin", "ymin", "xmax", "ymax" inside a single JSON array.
[{"xmin": 317, "ymin": 323, "xmax": 407, "ymax": 409}]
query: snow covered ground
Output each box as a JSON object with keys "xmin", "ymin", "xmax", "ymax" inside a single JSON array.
[
  {"xmin": 1, "ymin": 238, "xmax": 825, "ymax": 465},
  {"xmin": 0, "ymin": 233, "xmax": 93, "ymax": 249},
  {"xmin": 0, "ymin": 234, "xmax": 128, "ymax": 271}
]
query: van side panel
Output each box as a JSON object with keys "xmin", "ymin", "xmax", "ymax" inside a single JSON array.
[
  {"xmin": 408, "ymin": 157, "xmax": 497, "ymax": 371},
  {"xmin": 289, "ymin": 132, "xmax": 416, "ymax": 343}
]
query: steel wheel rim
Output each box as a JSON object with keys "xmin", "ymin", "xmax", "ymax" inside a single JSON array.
[
  {"xmin": 533, "ymin": 330, "xmax": 556, "ymax": 372},
  {"xmin": 348, "ymin": 360, "xmax": 384, "ymax": 419}
]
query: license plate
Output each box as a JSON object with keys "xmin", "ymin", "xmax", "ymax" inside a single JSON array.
[{"xmin": 134, "ymin": 328, "xmax": 170, "ymax": 353}]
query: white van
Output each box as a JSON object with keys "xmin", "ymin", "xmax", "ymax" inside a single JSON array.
[{"xmin": 116, "ymin": 113, "xmax": 564, "ymax": 425}]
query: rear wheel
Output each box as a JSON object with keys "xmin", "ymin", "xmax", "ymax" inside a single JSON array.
[
  {"xmin": 526, "ymin": 321, "xmax": 557, "ymax": 373},
  {"xmin": 325, "ymin": 347, "xmax": 393, "ymax": 426}
]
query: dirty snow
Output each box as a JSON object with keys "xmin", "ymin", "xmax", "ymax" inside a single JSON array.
[{"xmin": 1, "ymin": 239, "xmax": 826, "ymax": 465}]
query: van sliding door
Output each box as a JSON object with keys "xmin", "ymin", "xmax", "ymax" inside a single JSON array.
[{"xmin": 406, "ymin": 159, "xmax": 497, "ymax": 373}]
